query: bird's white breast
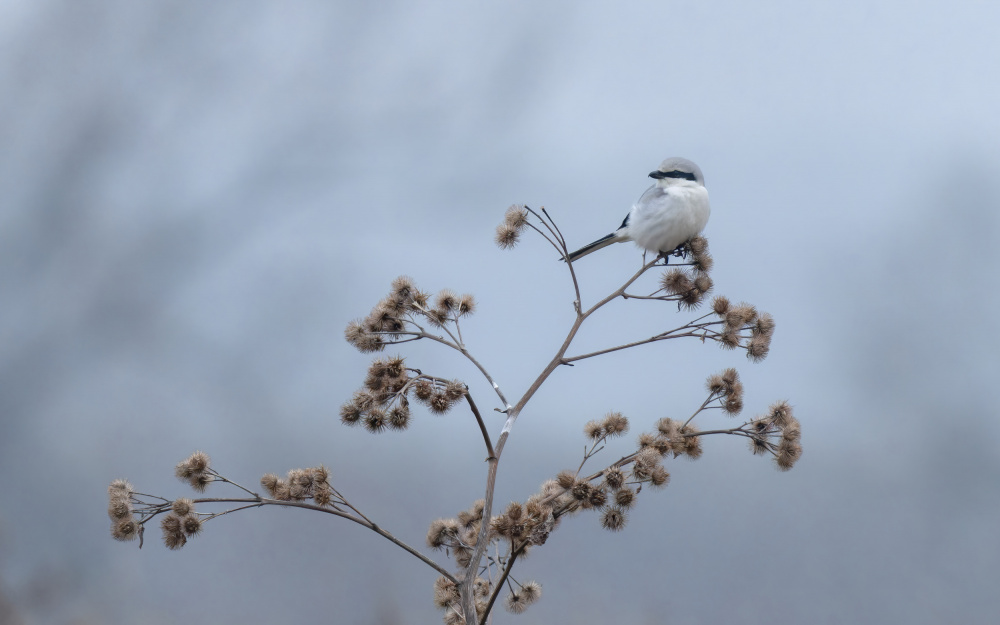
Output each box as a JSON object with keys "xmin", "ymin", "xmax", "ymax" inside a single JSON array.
[{"xmin": 627, "ymin": 184, "xmax": 710, "ymax": 254}]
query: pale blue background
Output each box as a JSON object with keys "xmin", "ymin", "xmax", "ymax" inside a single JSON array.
[{"xmin": 2, "ymin": 1, "xmax": 998, "ymax": 623}]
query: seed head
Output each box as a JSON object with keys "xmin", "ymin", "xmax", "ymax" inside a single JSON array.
[
  {"xmin": 175, "ymin": 451, "xmax": 210, "ymax": 479},
  {"xmin": 614, "ymin": 487, "xmax": 636, "ymax": 508},
  {"xmin": 600, "ymin": 506, "xmax": 627, "ymax": 532},
  {"xmin": 753, "ymin": 312, "xmax": 776, "ymax": 338},
  {"xmin": 364, "ymin": 408, "xmax": 387, "ymax": 433},
  {"xmin": 458, "ymin": 294, "xmax": 476, "ymax": 316},
  {"xmin": 588, "ymin": 487, "xmax": 608, "ymax": 508},
  {"xmin": 680, "ymin": 425, "xmax": 703, "ymax": 459},
  {"xmin": 650, "ymin": 465, "xmax": 670, "ymax": 488},
  {"xmin": 161, "ymin": 514, "xmax": 186, "ymax": 550},
  {"xmin": 428, "ymin": 392, "xmax": 453, "ymax": 414},
  {"xmin": 712, "ymin": 295, "xmax": 730, "ymax": 316},
  {"xmin": 313, "ymin": 483, "xmax": 333, "ymax": 507},
  {"xmin": 687, "ymin": 235, "xmax": 708, "ymax": 256},
  {"xmin": 108, "ymin": 479, "xmax": 134, "ymax": 500},
  {"xmin": 172, "ymin": 498, "xmax": 194, "ymax": 517},
  {"xmin": 412, "ymin": 379, "xmax": 434, "ymax": 400},
  {"xmin": 388, "ymin": 405, "xmax": 411, "ymax": 430},
  {"xmin": 443, "ymin": 380, "xmax": 467, "ymax": 401},
  {"xmin": 391, "ymin": 275, "xmax": 416, "ymax": 301},
  {"xmin": 719, "ymin": 326, "xmax": 741, "ymax": 349},
  {"xmin": 726, "ymin": 303, "xmax": 758, "ymax": 329},
  {"xmin": 603, "ymin": 466, "xmax": 626, "ymax": 490},
  {"xmin": 724, "ymin": 395, "xmax": 744, "ymax": 415},
  {"xmin": 434, "ymin": 576, "xmax": 460, "ymax": 608},
  {"xmin": 661, "ymin": 269, "xmax": 693, "ymax": 295},
  {"xmin": 426, "ymin": 518, "xmax": 460, "ymax": 549},
  {"xmin": 768, "ymin": 401, "xmax": 794, "ymax": 427},
  {"xmin": 260, "ymin": 473, "xmax": 281, "ymax": 497},
  {"xmin": 108, "ymin": 499, "xmax": 132, "ymax": 521},
  {"xmin": 656, "ymin": 417, "xmax": 679, "ymax": 439},
  {"xmin": 505, "ymin": 590, "xmax": 528, "ymax": 614},
  {"xmin": 746, "ymin": 335, "xmax": 771, "ymax": 362},
  {"xmin": 495, "ymin": 223, "xmax": 522, "ymax": 249},
  {"xmin": 584, "ymin": 420, "xmax": 604, "ymax": 440},
  {"xmin": 556, "ymin": 470, "xmax": 576, "ymax": 489},
  {"xmin": 181, "ymin": 515, "xmax": 203, "ymax": 537},
  {"xmin": 775, "ymin": 438, "xmax": 803, "ymax": 471},
  {"xmin": 111, "ymin": 517, "xmax": 139, "ymax": 541},
  {"xmin": 601, "ymin": 411, "xmax": 629, "ymax": 436}
]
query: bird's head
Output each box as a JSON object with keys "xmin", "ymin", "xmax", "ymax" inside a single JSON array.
[{"xmin": 649, "ymin": 157, "xmax": 705, "ymax": 187}]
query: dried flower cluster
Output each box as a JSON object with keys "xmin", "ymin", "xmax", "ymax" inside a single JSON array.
[
  {"xmin": 495, "ymin": 204, "xmax": 529, "ymax": 250},
  {"xmin": 659, "ymin": 235, "xmax": 715, "ymax": 309},
  {"xmin": 160, "ymin": 498, "xmax": 203, "ymax": 550},
  {"xmin": 260, "ymin": 465, "xmax": 339, "ymax": 505},
  {"xmin": 747, "ymin": 401, "xmax": 803, "ymax": 471},
  {"xmin": 339, "ymin": 355, "xmax": 469, "ymax": 433},
  {"xmin": 174, "ymin": 450, "xmax": 213, "ymax": 492},
  {"xmin": 710, "ymin": 296, "xmax": 776, "ymax": 362},
  {"xmin": 345, "ymin": 276, "xmax": 476, "ymax": 354},
  {"xmin": 108, "ymin": 479, "xmax": 139, "ymax": 542}
]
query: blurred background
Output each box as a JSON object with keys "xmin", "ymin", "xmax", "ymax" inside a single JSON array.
[{"xmin": 2, "ymin": 1, "xmax": 999, "ymax": 623}]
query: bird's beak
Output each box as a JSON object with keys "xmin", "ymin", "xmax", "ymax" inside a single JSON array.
[{"xmin": 648, "ymin": 170, "xmax": 667, "ymax": 179}]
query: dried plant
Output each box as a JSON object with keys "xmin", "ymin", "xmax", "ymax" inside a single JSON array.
[{"xmin": 109, "ymin": 204, "xmax": 801, "ymax": 624}]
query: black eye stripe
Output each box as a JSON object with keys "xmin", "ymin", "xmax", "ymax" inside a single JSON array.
[{"xmin": 649, "ymin": 169, "xmax": 698, "ymax": 181}]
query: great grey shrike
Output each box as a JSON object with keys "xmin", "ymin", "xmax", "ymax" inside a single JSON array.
[{"xmin": 565, "ymin": 157, "xmax": 710, "ymax": 262}]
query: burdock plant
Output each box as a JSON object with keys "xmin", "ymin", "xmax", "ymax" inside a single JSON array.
[{"xmin": 109, "ymin": 204, "xmax": 801, "ymax": 624}]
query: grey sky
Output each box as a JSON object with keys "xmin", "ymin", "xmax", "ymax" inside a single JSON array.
[{"xmin": 2, "ymin": 1, "xmax": 999, "ymax": 623}]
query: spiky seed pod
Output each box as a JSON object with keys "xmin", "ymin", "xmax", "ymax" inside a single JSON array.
[
  {"xmin": 495, "ymin": 223, "xmax": 521, "ymax": 249},
  {"xmin": 775, "ymin": 438, "xmax": 803, "ymax": 471},
  {"xmin": 746, "ymin": 335, "xmax": 771, "ymax": 362},
  {"xmin": 584, "ymin": 420, "xmax": 604, "ymax": 440},
  {"xmin": 719, "ymin": 327, "xmax": 741, "ymax": 349},
  {"xmin": 661, "ymin": 269, "xmax": 693, "ymax": 295},
  {"xmin": 631, "ymin": 458, "xmax": 652, "ymax": 481},
  {"xmin": 426, "ymin": 519, "xmax": 460, "ymax": 549},
  {"xmin": 172, "ymin": 498, "xmax": 194, "ymax": 517},
  {"xmin": 111, "ymin": 517, "xmax": 139, "ymax": 541},
  {"xmin": 473, "ymin": 577, "xmax": 492, "ymax": 600},
  {"xmin": 721, "ymin": 367, "xmax": 739, "ymax": 386},
  {"xmin": 556, "ymin": 470, "xmax": 576, "ymax": 489},
  {"xmin": 769, "ymin": 401, "xmax": 794, "ymax": 427},
  {"xmin": 108, "ymin": 499, "xmax": 132, "ymax": 521},
  {"xmin": 434, "ymin": 290, "xmax": 458, "ymax": 313},
  {"xmin": 687, "ymin": 235, "xmax": 708, "ymax": 256},
  {"xmin": 706, "ymin": 374, "xmax": 725, "ymax": 394},
  {"xmin": 726, "ymin": 303, "xmax": 758, "ymax": 328},
  {"xmin": 108, "ymin": 479, "xmax": 134, "ymax": 500},
  {"xmin": 724, "ymin": 395, "xmax": 744, "ymax": 415},
  {"xmin": 388, "ymin": 405, "xmax": 411, "ymax": 430},
  {"xmin": 650, "ymin": 465, "xmax": 671, "ymax": 488},
  {"xmin": 174, "ymin": 451, "xmax": 210, "ymax": 479},
  {"xmin": 601, "ymin": 412, "xmax": 629, "ymax": 436},
  {"xmin": 506, "ymin": 502, "xmax": 524, "ymax": 521},
  {"xmin": 260, "ymin": 474, "xmax": 281, "ymax": 497},
  {"xmin": 603, "ymin": 466, "xmax": 626, "ymax": 490},
  {"xmin": 413, "ymin": 379, "xmax": 434, "ymax": 401},
  {"xmin": 680, "ymin": 287, "xmax": 704, "ymax": 310},
  {"xmin": 600, "ymin": 506, "xmax": 627, "ymax": 532},
  {"xmin": 656, "ymin": 417, "xmax": 679, "ymax": 439},
  {"xmin": 754, "ymin": 312, "xmax": 776, "ymax": 338},
  {"xmin": 648, "ymin": 436, "xmax": 672, "ymax": 456},
  {"xmin": 504, "ymin": 204, "xmax": 529, "ymax": 227},
  {"xmin": 614, "ymin": 487, "xmax": 636, "ymax": 508},
  {"xmin": 313, "ymin": 465, "xmax": 330, "ymax": 483},
  {"xmin": 680, "ymin": 425, "xmax": 703, "ymax": 459},
  {"xmin": 693, "ymin": 274, "xmax": 713, "ymax": 295},
  {"xmin": 458, "ymin": 294, "xmax": 476, "ymax": 316},
  {"xmin": 520, "ymin": 581, "xmax": 542, "ymax": 606},
  {"xmin": 443, "ymin": 380, "xmax": 466, "ymax": 401},
  {"xmin": 161, "ymin": 514, "xmax": 186, "ymax": 550},
  {"xmin": 189, "ymin": 473, "xmax": 212, "ymax": 492},
  {"xmin": 433, "ymin": 576, "xmax": 460, "ymax": 608},
  {"xmin": 637, "ymin": 432, "xmax": 658, "ymax": 450},
  {"xmin": 428, "ymin": 392, "xmax": 453, "ymax": 414},
  {"xmin": 453, "ymin": 545, "xmax": 473, "ymax": 568},
  {"xmin": 384, "ymin": 356, "xmax": 406, "ymax": 378},
  {"xmin": 339, "ymin": 400, "xmax": 364, "ymax": 425},
  {"xmin": 391, "ymin": 275, "xmax": 416, "ymax": 301},
  {"xmin": 571, "ymin": 482, "xmax": 593, "ymax": 502},
  {"xmin": 749, "ymin": 436, "xmax": 771, "ymax": 456},
  {"xmin": 364, "ymin": 408, "xmax": 387, "ymax": 433},
  {"xmin": 505, "ymin": 590, "xmax": 528, "ymax": 614},
  {"xmin": 712, "ymin": 295, "xmax": 731, "ymax": 316},
  {"xmin": 313, "ymin": 483, "xmax": 333, "ymax": 507},
  {"xmin": 443, "ymin": 609, "xmax": 464, "ymax": 625},
  {"xmin": 181, "ymin": 515, "xmax": 202, "ymax": 537},
  {"xmin": 782, "ymin": 418, "xmax": 802, "ymax": 443},
  {"xmin": 588, "ymin": 487, "xmax": 608, "ymax": 508},
  {"xmin": 491, "ymin": 514, "xmax": 513, "ymax": 538},
  {"xmin": 692, "ymin": 250, "xmax": 714, "ymax": 273},
  {"xmin": 352, "ymin": 389, "xmax": 377, "ymax": 411},
  {"xmin": 272, "ymin": 481, "xmax": 291, "ymax": 501},
  {"xmin": 289, "ymin": 469, "xmax": 313, "ymax": 489}
]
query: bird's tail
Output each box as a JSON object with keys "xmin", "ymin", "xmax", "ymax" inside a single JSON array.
[{"xmin": 563, "ymin": 232, "xmax": 621, "ymax": 262}]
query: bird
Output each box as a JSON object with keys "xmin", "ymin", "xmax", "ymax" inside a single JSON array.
[{"xmin": 565, "ymin": 157, "xmax": 710, "ymax": 262}]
